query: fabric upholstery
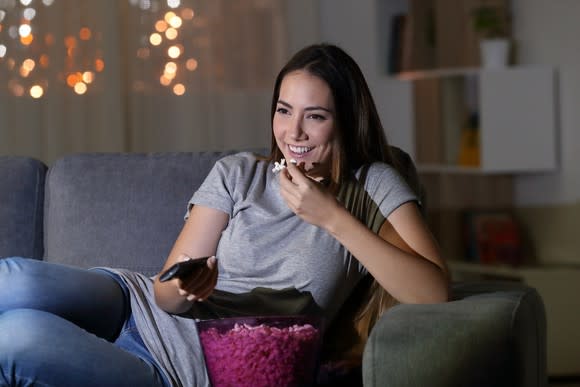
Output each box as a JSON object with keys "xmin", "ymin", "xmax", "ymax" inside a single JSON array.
[
  {"xmin": 0, "ymin": 156, "xmax": 46, "ymax": 259},
  {"xmin": 44, "ymin": 151, "xmax": 241, "ymax": 276},
  {"xmin": 362, "ymin": 281, "xmax": 547, "ymax": 387}
]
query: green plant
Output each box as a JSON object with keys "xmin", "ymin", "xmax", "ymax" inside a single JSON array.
[{"xmin": 472, "ymin": 5, "xmax": 508, "ymax": 39}]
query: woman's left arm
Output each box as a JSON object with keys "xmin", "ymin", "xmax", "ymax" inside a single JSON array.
[
  {"xmin": 328, "ymin": 201, "xmax": 449, "ymax": 304},
  {"xmin": 279, "ymin": 162, "xmax": 449, "ymax": 304}
]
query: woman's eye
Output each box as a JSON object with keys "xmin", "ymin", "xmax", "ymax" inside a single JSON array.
[
  {"xmin": 276, "ymin": 107, "xmax": 289, "ymax": 115},
  {"xmin": 308, "ymin": 114, "xmax": 325, "ymax": 120}
]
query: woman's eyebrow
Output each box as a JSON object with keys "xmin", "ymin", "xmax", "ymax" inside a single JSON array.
[{"xmin": 277, "ymin": 99, "xmax": 333, "ymax": 113}]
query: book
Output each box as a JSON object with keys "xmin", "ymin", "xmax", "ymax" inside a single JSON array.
[{"xmin": 462, "ymin": 210, "xmax": 524, "ymax": 266}]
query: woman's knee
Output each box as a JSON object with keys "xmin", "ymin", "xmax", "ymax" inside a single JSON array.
[{"xmin": 0, "ymin": 309, "xmax": 58, "ymax": 359}]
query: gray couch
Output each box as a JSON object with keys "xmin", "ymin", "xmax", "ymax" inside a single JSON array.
[{"xmin": 0, "ymin": 151, "xmax": 547, "ymax": 387}]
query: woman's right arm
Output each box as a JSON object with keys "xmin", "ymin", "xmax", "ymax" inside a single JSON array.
[{"xmin": 154, "ymin": 205, "xmax": 229, "ymax": 314}]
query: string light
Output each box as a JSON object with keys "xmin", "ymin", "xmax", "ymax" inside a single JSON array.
[
  {"xmin": 130, "ymin": 0, "xmax": 199, "ymax": 96},
  {"xmin": 0, "ymin": 0, "xmax": 104, "ymax": 98},
  {"xmin": 0, "ymin": 0, "xmax": 200, "ymax": 97}
]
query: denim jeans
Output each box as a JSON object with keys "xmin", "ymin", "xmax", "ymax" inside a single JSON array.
[{"xmin": 0, "ymin": 257, "xmax": 169, "ymax": 387}]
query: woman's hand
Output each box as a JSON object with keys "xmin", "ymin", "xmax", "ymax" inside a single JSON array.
[
  {"xmin": 154, "ymin": 205, "xmax": 228, "ymax": 314},
  {"xmin": 278, "ymin": 162, "xmax": 341, "ymax": 229},
  {"xmin": 169, "ymin": 254, "xmax": 218, "ymax": 302}
]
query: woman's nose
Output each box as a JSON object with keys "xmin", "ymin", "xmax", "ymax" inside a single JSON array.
[{"xmin": 288, "ymin": 117, "xmax": 306, "ymax": 140}]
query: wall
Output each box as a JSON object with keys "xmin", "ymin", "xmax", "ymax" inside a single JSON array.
[
  {"xmin": 511, "ymin": 0, "xmax": 580, "ymax": 265},
  {"xmin": 309, "ymin": 0, "xmax": 580, "ymax": 265}
]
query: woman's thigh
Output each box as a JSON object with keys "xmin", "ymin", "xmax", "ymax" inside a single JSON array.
[
  {"xmin": 0, "ymin": 257, "xmax": 126, "ymax": 340},
  {"xmin": 0, "ymin": 308, "xmax": 167, "ymax": 387}
]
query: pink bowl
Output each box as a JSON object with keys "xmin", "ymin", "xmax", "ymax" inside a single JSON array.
[{"xmin": 197, "ymin": 315, "xmax": 323, "ymax": 387}]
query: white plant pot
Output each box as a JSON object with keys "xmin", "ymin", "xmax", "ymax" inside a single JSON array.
[{"xmin": 480, "ymin": 38, "xmax": 510, "ymax": 69}]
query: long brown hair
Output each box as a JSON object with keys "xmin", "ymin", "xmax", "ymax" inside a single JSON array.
[{"xmin": 269, "ymin": 43, "xmax": 401, "ymax": 361}]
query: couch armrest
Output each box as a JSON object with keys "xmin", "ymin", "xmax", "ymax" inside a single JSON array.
[{"xmin": 362, "ymin": 281, "xmax": 547, "ymax": 387}]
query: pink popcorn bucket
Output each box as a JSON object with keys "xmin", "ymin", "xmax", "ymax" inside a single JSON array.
[{"xmin": 196, "ymin": 315, "xmax": 324, "ymax": 387}]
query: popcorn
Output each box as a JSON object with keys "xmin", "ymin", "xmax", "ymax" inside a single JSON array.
[
  {"xmin": 199, "ymin": 321, "xmax": 321, "ymax": 387},
  {"xmin": 272, "ymin": 158, "xmax": 297, "ymax": 173}
]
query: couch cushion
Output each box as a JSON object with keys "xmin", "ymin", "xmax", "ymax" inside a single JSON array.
[
  {"xmin": 44, "ymin": 151, "xmax": 246, "ymax": 276},
  {"xmin": 0, "ymin": 156, "xmax": 46, "ymax": 259}
]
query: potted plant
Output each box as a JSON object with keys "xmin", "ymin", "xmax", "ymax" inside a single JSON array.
[{"xmin": 472, "ymin": 5, "xmax": 511, "ymax": 68}]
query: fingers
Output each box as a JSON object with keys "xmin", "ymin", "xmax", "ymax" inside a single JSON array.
[
  {"xmin": 284, "ymin": 161, "xmax": 309, "ymax": 184},
  {"xmin": 177, "ymin": 255, "xmax": 218, "ymax": 302}
]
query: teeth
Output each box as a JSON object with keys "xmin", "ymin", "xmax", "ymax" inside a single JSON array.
[{"xmin": 289, "ymin": 145, "xmax": 313, "ymax": 154}]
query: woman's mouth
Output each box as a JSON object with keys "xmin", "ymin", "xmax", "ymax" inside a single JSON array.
[{"xmin": 288, "ymin": 145, "xmax": 314, "ymax": 158}]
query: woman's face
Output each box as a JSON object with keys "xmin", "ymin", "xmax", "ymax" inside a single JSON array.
[{"xmin": 273, "ymin": 70, "xmax": 337, "ymax": 175}]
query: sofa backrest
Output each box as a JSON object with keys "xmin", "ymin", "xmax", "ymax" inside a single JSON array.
[
  {"xmin": 43, "ymin": 151, "xmax": 242, "ymax": 276},
  {"xmin": 0, "ymin": 156, "xmax": 46, "ymax": 259},
  {"xmin": 42, "ymin": 147, "xmax": 421, "ymax": 277}
]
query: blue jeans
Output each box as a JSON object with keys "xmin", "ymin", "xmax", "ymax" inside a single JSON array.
[{"xmin": 0, "ymin": 257, "xmax": 169, "ymax": 387}]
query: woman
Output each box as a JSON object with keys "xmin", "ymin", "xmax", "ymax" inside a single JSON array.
[{"xmin": 0, "ymin": 43, "xmax": 448, "ymax": 386}]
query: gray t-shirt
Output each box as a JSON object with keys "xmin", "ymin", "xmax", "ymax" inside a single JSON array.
[
  {"xmin": 189, "ymin": 152, "xmax": 417, "ymax": 321},
  {"xmin": 107, "ymin": 151, "xmax": 417, "ymax": 386}
]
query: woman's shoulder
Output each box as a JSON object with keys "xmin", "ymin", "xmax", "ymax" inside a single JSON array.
[
  {"xmin": 212, "ymin": 151, "xmax": 271, "ymax": 182},
  {"xmin": 214, "ymin": 151, "xmax": 268, "ymax": 169},
  {"xmin": 358, "ymin": 161, "xmax": 417, "ymax": 198},
  {"xmin": 359, "ymin": 161, "xmax": 402, "ymax": 181}
]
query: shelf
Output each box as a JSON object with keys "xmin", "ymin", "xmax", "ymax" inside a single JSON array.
[
  {"xmin": 418, "ymin": 164, "xmax": 501, "ymax": 174},
  {"xmin": 395, "ymin": 67, "xmax": 481, "ymax": 81},
  {"xmin": 381, "ymin": 66, "xmax": 557, "ymax": 173}
]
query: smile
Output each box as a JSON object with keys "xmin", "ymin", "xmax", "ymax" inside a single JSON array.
[{"xmin": 288, "ymin": 145, "xmax": 314, "ymax": 154}]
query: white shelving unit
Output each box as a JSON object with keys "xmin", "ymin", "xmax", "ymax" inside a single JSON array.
[{"xmin": 380, "ymin": 66, "xmax": 558, "ymax": 173}]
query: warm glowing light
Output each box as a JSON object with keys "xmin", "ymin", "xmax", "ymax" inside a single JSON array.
[
  {"xmin": 165, "ymin": 28, "xmax": 178, "ymax": 40},
  {"xmin": 19, "ymin": 67, "xmax": 31, "ymax": 77},
  {"xmin": 164, "ymin": 61, "xmax": 177, "ymax": 74},
  {"xmin": 42, "ymin": 0, "xmax": 55, "ymax": 5},
  {"xmin": 167, "ymin": 0, "xmax": 181, "ymax": 9},
  {"xmin": 149, "ymin": 32, "xmax": 162, "ymax": 46},
  {"xmin": 0, "ymin": 10, "xmax": 6, "ymax": 23},
  {"xmin": 0, "ymin": 44, "xmax": 6, "ymax": 58},
  {"xmin": 159, "ymin": 75, "xmax": 171, "ymax": 86},
  {"xmin": 181, "ymin": 8, "xmax": 194, "ymax": 20},
  {"xmin": 173, "ymin": 83, "xmax": 185, "ymax": 95},
  {"xmin": 163, "ymin": 71, "xmax": 176, "ymax": 80},
  {"xmin": 19, "ymin": 24, "xmax": 32, "ymax": 37},
  {"xmin": 20, "ymin": 0, "xmax": 33, "ymax": 7},
  {"xmin": 39, "ymin": 54, "xmax": 49, "ymax": 67},
  {"xmin": 30, "ymin": 85, "xmax": 44, "ymax": 98},
  {"xmin": 22, "ymin": 58, "xmax": 35, "ymax": 71},
  {"xmin": 20, "ymin": 34, "xmax": 34, "ymax": 45},
  {"xmin": 74, "ymin": 82, "xmax": 87, "ymax": 94},
  {"xmin": 167, "ymin": 45, "xmax": 181, "ymax": 58},
  {"xmin": 164, "ymin": 12, "xmax": 176, "ymax": 23},
  {"xmin": 94, "ymin": 59, "xmax": 105, "ymax": 72},
  {"xmin": 79, "ymin": 27, "xmax": 92, "ymax": 40},
  {"xmin": 82, "ymin": 71, "xmax": 94, "ymax": 83},
  {"xmin": 155, "ymin": 20, "xmax": 168, "ymax": 33},
  {"xmin": 168, "ymin": 16, "xmax": 182, "ymax": 29},
  {"xmin": 18, "ymin": 24, "xmax": 32, "ymax": 38},
  {"xmin": 66, "ymin": 73, "xmax": 81, "ymax": 87},
  {"xmin": 186, "ymin": 58, "xmax": 198, "ymax": 71},
  {"xmin": 64, "ymin": 36, "xmax": 77, "ymax": 48}
]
